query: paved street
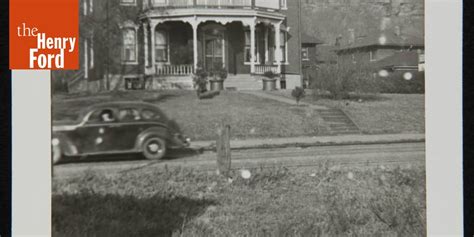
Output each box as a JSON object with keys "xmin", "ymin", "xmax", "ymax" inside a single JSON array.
[{"xmin": 54, "ymin": 142, "xmax": 425, "ymax": 179}]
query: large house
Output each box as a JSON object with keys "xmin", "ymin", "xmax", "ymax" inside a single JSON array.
[{"xmin": 63, "ymin": 0, "xmax": 307, "ymax": 92}]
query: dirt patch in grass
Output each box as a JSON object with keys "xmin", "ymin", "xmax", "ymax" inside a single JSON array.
[
  {"xmin": 268, "ymin": 90, "xmax": 425, "ymax": 134},
  {"xmin": 53, "ymin": 164, "xmax": 426, "ymax": 236},
  {"xmin": 52, "ymin": 90, "xmax": 331, "ymax": 140}
]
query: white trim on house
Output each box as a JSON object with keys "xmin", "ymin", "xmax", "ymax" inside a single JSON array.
[
  {"xmin": 89, "ymin": 0, "xmax": 93, "ymax": 14},
  {"xmin": 84, "ymin": 39, "xmax": 88, "ymax": 79},
  {"xmin": 244, "ymin": 28, "xmax": 260, "ymax": 65},
  {"xmin": 272, "ymin": 30, "xmax": 288, "ymax": 65},
  {"xmin": 120, "ymin": 21, "xmax": 140, "ymax": 65},
  {"xmin": 120, "ymin": 0, "xmax": 137, "ymax": 6},
  {"xmin": 90, "ymin": 37, "xmax": 94, "ymax": 68},
  {"xmin": 83, "ymin": 0, "xmax": 88, "ymax": 16},
  {"xmin": 280, "ymin": 0, "xmax": 287, "ymax": 9},
  {"xmin": 122, "ymin": 28, "xmax": 139, "ymax": 65}
]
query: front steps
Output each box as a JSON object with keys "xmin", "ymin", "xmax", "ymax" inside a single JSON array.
[
  {"xmin": 223, "ymin": 74, "xmax": 264, "ymax": 90},
  {"xmin": 317, "ymin": 109, "xmax": 361, "ymax": 135}
]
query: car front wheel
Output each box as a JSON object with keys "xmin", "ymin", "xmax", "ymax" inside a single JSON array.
[{"xmin": 142, "ymin": 137, "xmax": 167, "ymax": 160}]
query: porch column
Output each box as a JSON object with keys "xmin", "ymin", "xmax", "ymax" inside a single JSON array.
[
  {"xmin": 273, "ymin": 21, "xmax": 282, "ymax": 74},
  {"xmin": 191, "ymin": 21, "xmax": 199, "ymax": 72},
  {"xmin": 250, "ymin": 23, "xmax": 256, "ymax": 74},
  {"xmin": 150, "ymin": 20, "xmax": 162, "ymax": 74},
  {"xmin": 264, "ymin": 26, "xmax": 269, "ymax": 63},
  {"xmin": 143, "ymin": 22, "xmax": 149, "ymax": 68}
]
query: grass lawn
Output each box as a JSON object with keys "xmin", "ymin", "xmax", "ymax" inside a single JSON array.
[
  {"xmin": 52, "ymin": 90, "xmax": 330, "ymax": 140},
  {"xmin": 269, "ymin": 90, "xmax": 425, "ymax": 134},
  {"xmin": 52, "ymin": 164, "xmax": 426, "ymax": 236}
]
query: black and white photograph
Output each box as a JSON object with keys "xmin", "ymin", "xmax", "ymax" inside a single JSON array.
[{"xmin": 50, "ymin": 0, "xmax": 428, "ymax": 235}]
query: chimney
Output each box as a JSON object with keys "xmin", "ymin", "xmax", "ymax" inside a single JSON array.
[{"xmin": 348, "ymin": 29, "xmax": 355, "ymax": 45}]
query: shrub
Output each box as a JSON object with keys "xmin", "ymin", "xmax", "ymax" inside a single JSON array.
[
  {"xmin": 291, "ymin": 87, "xmax": 306, "ymax": 105},
  {"xmin": 377, "ymin": 71, "xmax": 425, "ymax": 94},
  {"xmin": 315, "ymin": 63, "xmax": 379, "ymax": 99},
  {"xmin": 192, "ymin": 66, "xmax": 208, "ymax": 98},
  {"xmin": 263, "ymin": 70, "xmax": 278, "ymax": 80},
  {"xmin": 209, "ymin": 63, "xmax": 228, "ymax": 81}
]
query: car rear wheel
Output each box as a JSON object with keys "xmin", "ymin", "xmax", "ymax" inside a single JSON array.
[{"xmin": 142, "ymin": 137, "xmax": 167, "ymax": 160}]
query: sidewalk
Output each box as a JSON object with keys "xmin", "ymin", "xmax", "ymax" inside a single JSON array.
[
  {"xmin": 239, "ymin": 90, "xmax": 329, "ymax": 110},
  {"xmin": 190, "ymin": 133, "xmax": 425, "ymax": 150}
]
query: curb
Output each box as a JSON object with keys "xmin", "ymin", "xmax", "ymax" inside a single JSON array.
[{"xmin": 190, "ymin": 136, "xmax": 426, "ymax": 152}]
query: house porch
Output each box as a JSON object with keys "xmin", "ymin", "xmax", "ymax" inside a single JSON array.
[{"xmin": 142, "ymin": 16, "xmax": 288, "ymax": 79}]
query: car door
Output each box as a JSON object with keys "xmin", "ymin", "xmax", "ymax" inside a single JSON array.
[
  {"xmin": 72, "ymin": 108, "xmax": 119, "ymax": 154},
  {"xmin": 112, "ymin": 108, "xmax": 148, "ymax": 151}
]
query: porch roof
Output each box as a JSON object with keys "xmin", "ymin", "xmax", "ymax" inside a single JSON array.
[{"xmin": 140, "ymin": 8, "xmax": 286, "ymax": 23}]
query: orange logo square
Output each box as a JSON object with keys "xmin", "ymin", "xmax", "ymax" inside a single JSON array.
[{"xmin": 10, "ymin": 0, "xmax": 79, "ymax": 69}]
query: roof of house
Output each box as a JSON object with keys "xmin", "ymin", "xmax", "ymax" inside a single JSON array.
[
  {"xmin": 301, "ymin": 32, "xmax": 324, "ymax": 45},
  {"xmin": 372, "ymin": 51, "xmax": 420, "ymax": 69},
  {"xmin": 336, "ymin": 31, "xmax": 424, "ymax": 52},
  {"xmin": 316, "ymin": 45, "xmax": 338, "ymax": 62}
]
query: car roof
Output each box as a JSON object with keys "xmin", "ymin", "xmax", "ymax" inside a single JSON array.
[{"xmin": 79, "ymin": 101, "xmax": 166, "ymax": 117}]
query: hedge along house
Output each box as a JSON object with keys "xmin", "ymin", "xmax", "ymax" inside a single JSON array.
[{"xmin": 61, "ymin": 0, "xmax": 305, "ymax": 92}]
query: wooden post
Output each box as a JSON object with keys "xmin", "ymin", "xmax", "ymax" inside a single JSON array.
[{"xmin": 216, "ymin": 123, "xmax": 231, "ymax": 177}]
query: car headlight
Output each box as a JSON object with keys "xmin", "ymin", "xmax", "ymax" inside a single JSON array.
[{"xmin": 52, "ymin": 138, "xmax": 60, "ymax": 146}]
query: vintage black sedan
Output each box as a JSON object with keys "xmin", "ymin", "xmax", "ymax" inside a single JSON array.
[{"xmin": 52, "ymin": 101, "xmax": 190, "ymax": 164}]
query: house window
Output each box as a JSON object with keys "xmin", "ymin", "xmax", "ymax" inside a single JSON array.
[
  {"xmin": 302, "ymin": 47, "xmax": 309, "ymax": 61},
  {"xmin": 280, "ymin": 0, "xmax": 287, "ymax": 9},
  {"xmin": 122, "ymin": 28, "xmax": 137, "ymax": 63},
  {"xmin": 351, "ymin": 54, "xmax": 356, "ymax": 64},
  {"xmin": 279, "ymin": 31, "xmax": 287, "ymax": 63},
  {"xmin": 120, "ymin": 0, "xmax": 136, "ymax": 6},
  {"xmin": 369, "ymin": 50, "xmax": 377, "ymax": 61},
  {"xmin": 244, "ymin": 30, "xmax": 259, "ymax": 64},
  {"xmin": 155, "ymin": 30, "xmax": 169, "ymax": 62}
]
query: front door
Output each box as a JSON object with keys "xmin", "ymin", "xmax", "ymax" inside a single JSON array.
[{"xmin": 204, "ymin": 33, "xmax": 224, "ymax": 71}]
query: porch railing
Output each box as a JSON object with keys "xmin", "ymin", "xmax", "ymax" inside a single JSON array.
[
  {"xmin": 255, "ymin": 65, "xmax": 278, "ymax": 74},
  {"xmin": 196, "ymin": 0, "xmax": 251, "ymax": 7},
  {"xmin": 150, "ymin": 0, "xmax": 192, "ymax": 7},
  {"xmin": 147, "ymin": 0, "xmax": 254, "ymax": 9},
  {"xmin": 156, "ymin": 64, "xmax": 194, "ymax": 76}
]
